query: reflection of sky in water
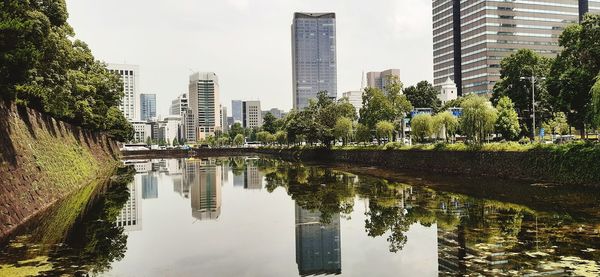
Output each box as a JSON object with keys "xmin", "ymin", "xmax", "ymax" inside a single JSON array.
[{"xmin": 1, "ymin": 157, "xmax": 599, "ymax": 276}]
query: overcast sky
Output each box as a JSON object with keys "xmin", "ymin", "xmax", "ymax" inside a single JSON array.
[{"xmin": 65, "ymin": 0, "xmax": 433, "ymax": 116}]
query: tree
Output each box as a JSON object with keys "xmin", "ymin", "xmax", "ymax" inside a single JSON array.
[
  {"xmin": 172, "ymin": 137, "xmax": 179, "ymax": 146},
  {"xmin": 229, "ymin": 122, "xmax": 244, "ymax": 138},
  {"xmin": 543, "ymin": 112, "xmax": 570, "ymax": 135},
  {"xmin": 592, "ymin": 75, "xmax": 600, "ymax": 128},
  {"xmin": 433, "ymin": 111, "xmax": 459, "ymax": 142},
  {"xmin": 355, "ymin": 123, "xmax": 371, "ymax": 145},
  {"xmin": 233, "ymin": 134, "xmax": 245, "ymax": 147},
  {"xmin": 375, "ymin": 121, "xmax": 394, "ymax": 144},
  {"xmin": 256, "ymin": 131, "xmax": 271, "ymax": 145},
  {"xmin": 547, "ymin": 14, "xmax": 600, "ymax": 138},
  {"xmin": 495, "ymin": 96, "xmax": 521, "ymax": 141},
  {"xmin": 105, "ymin": 107, "xmax": 133, "ymax": 142},
  {"xmin": 460, "ymin": 95, "xmax": 498, "ymax": 143},
  {"xmin": 386, "ymin": 75, "xmax": 413, "ymax": 140},
  {"xmin": 275, "ymin": 130, "xmax": 287, "ymax": 145},
  {"xmin": 262, "ymin": 112, "xmax": 277, "ymax": 133},
  {"xmin": 145, "ymin": 137, "xmax": 152, "ymax": 146},
  {"xmin": 492, "ymin": 49, "xmax": 551, "ymax": 138},
  {"xmin": 359, "ymin": 87, "xmax": 394, "ymax": 130},
  {"xmin": 333, "ymin": 117, "xmax": 353, "ymax": 146},
  {"xmin": 411, "ymin": 114, "xmax": 434, "ymax": 142},
  {"xmin": 403, "ymin": 81, "xmax": 441, "ymax": 112}
]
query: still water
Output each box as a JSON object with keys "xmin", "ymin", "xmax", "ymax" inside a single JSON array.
[{"xmin": 1, "ymin": 157, "xmax": 599, "ymax": 276}]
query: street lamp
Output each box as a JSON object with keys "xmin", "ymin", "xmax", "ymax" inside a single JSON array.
[{"xmin": 520, "ymin": 75, "xmax": 546, "ymax": 141}]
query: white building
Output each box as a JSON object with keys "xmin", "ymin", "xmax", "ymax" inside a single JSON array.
[
  {"xmin": 188, "ymin": 72, "xmax": 221, "ymax": 142},
  {"xmin": 160, "ymin": 115, "xmax": 182, "ymax": 146},
  {"xmin": 220, "ymin": 105, "xmax": 229, "ymax": 133},
  {"xmin": 131, "ymin": 120, "xmax": 152, "ymax": 143},
  {"xmin": 342, "ymin": 91, "xmax": 362, "ymax": 117},
  {"xmin": 243, "ymin": 100, "xmax": 262, "ymax": 129},
  {"xmin": 438, "ymin": 77, "xmax": 458, "ymax": 106},
  {"xmin": 170, "ymin": 93, "xmax": 188, "ymax": 116},
  {"xmin": 108, "ymin": 64, "xmax": 140, "ymax": 121},
  {"xmin": 116, "ymin": 178, "xmax": 142, "ymax": 232}
]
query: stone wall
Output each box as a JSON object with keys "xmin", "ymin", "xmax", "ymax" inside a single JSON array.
[{"xmin": 0, "ymin": 101, "xmax": 120, "ymax": 239}]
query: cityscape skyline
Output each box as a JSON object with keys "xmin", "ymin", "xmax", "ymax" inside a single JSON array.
[{"xmin": 64, "ymin": 0, "xmax": 434, "ymax": 115}]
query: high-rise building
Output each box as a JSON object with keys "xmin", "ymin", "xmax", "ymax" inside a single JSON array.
[
  {"xmin": 140, "ymin": 93, "xmax": 156, "ymax": 121},
  {"xmin": 231, "ymin": 100, "xmax": 243, "ymax": 124},
  {"xmin": 188, "ymin": 159, "xmax": 222, "ymax": 220},
  {"xmin": 242, "ymin": 100, "xmax": 262, "ymax": 129},
  {"xmin": 342, "ymin": 91, "xmax": 362, "ymax": 117},
  {"xmin": 170, "ymin": 93, "xmax": 188, "ymax": 116},
  {"xmin": 295, "ymin": 204, "xmax": 341, "ymax": 276},
  {"xmin": 220, "ymin": 105, "xmax": 229, "ymax": 133},
  {"xmin": 108, "ymin": 64, "xmax": 140, "ymax": 121},
  {"xmin": 366, "ymin": 69, "xmax": 400, "ymax": 92},
  {"xmin": 292, "ymin": 12, "xmax": 337, "ymax": 110},
  {"xmin": 188, "ymin": 72, "xmax": 221, "ymax": 142},
  {"xmin": 262, "ymin": 108, "xmax": 286, "ymax": 119},
  {"xmin": 432, "ymin": 0, "xmax": 597, "ymax": 96},
  {"xmin": 116, "ymin": 176, "xmax": 142, "ymax": 232}
]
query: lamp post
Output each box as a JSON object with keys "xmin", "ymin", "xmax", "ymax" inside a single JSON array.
[{"xmin": 520, "ymin": 75, "xmax": 545, "ymax": 141}]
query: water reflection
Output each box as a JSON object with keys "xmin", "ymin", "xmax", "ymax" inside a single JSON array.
[
  {"xmin": 295, "ymin": 204, "xmax": 341, "ymax": 276},
  {"xmin": 1, "ymin": 157, "xmax": 599, "ymax": 276}
]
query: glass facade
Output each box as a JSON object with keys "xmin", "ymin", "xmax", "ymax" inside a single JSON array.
[
  {"xmin": 140, "ymin": 94, "xmax": 156, "ymax": 121},
  {"xmin": 433, "ymin": 0, "xmax": 596, "ymax": 96},
  {"xmin": 292, "ymin": 12, "xmax": 337, "ymax": 110}
]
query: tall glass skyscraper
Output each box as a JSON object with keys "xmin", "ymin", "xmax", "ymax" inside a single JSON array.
[
  {"xmin": 140, "ymin": 93, "xmax": 156, "ymax": 121},
  {"xmin": 432, "ymin": 0, "xmax": 598, "ymax": 96},
  {"xmin": 292, "ymin": 12, "xmax": 337, "ymax": 110}
]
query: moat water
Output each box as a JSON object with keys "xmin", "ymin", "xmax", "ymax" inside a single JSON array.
[{"xmin": 1, "ymin": 157, "xmax": 599, "ymax": 276}]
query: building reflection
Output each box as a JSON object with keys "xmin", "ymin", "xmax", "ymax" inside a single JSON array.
[
  {"xmin": 141, "ymin": 173, "xmax": 158, "ymax": 199},
  {"xmin": 295, "ymin": 204, "xmax": 342, "ymax": 276},
  {"xmin": 185, "ymin": 159, "xmax": 222, "ymax": 220},
  {"xmin": 232, "ymin": 159, "xmax": 263, "ymax": 190},
  {"xmin": 116, "ymin": 176, "xmax": 142, "ymax": 232}
]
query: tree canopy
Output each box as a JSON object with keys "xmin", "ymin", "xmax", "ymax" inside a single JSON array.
[
  {"xmin": 403, "ymin": 81, "xmax": 441, "ymax": 112},
  {"xmin": 495, "ymin": 96, "xmax": 521, "ymax": 141}
]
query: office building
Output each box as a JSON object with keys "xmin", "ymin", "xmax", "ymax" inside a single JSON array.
[
  {"xmin": 116, "ymin": 176, "xmax": 142, "ymax": 232},
  {"xmin": 131, "ymin": 120, "xmax": 152, "ymax": 143},
  {"xmin": 140, "ymin": 94, "xmax": 156, "ymax": 121},
  {"xmin": 342, "ymin": 91, "xmax": 362, "ymax": 117},
  {"xmin": 188, "ymin": 72, "xmax": 221, "ymax": 142},
  {"xmin": 366, "ymin": 69, "xmax": 400, "ymax": 93},
  {"xmin": 295, "ymin": 204, "xmax": 341, "ymax": 276},
  {"xmin": 220, "ymin": 105, "xmax": 229, "ymax": 133},
  {"xmin": 232, "ymin": 100, "xmax": 243, "ymax": 124},
  {"xmin": 243, "ymin": 100, "xmax": 262, "ymax": 129},
  {"xmin": 292, "ymin": 12, "xmax": 338, "ymax": 110},
  {"xmin": 262, "ymin": 108, "xmax": 286, "ymax": 119},
  {"xmin": 170, "ymin": 93, "xmax": 189, "ymax": 116},
  {"xmin": 432, "ymin": 0, "xmax": 598, "ymax": 96},
  {"xmin": 141, "ymin": 173, "xmax": 158, "ymax": 199},
  {"xmin": 108, "ymin": 63, "xmax": 140, "ymax": 121}
]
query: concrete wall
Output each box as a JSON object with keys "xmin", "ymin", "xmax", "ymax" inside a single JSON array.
[{"xmin": 0, "ymin": 101, "xmax": 120, "ymax": 238}]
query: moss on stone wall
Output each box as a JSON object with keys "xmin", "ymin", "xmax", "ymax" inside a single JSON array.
[{"xmin": 0, "ymin": 101, "xmax": 120, "ymax": 238}]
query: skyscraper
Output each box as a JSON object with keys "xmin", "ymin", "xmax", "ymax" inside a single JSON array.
[
  {"xmin": 170, "ymin": 93, "xmax": 188, "ymax": 116},
  {"xmin": 140, "ymin": 93, "xmax": 156, "ymax": 121},
  {"xmin": 292, "ymin": 12, "xmax": 337, "ymax": 110},
  {"xmin": 231, "ymin": 100, "xmax": 243, "ymax": 124},
  {"xmin": 432, "ymin": 0, "xmax": 597, "ymax": 96},
  {"xmin": 188, "ymin": 72, "xmax": 221, "ymax": 141},
  {"xmin": 366, "ymin": 69, "xmax": 401, "ymax": 93},
  {"xmin": 242, "ymin": 100, "xmax": 262, "ymax": 129},
  {"xmin": 107, "ymin": 63, "xmax": 139, "ymax": 121},
  {"xmin": 188, "ymin": 159, "xmax": 222, "ymax": 220}
]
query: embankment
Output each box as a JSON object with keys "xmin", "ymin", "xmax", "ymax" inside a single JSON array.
[
  {"xmin": 0, "ymin": 101, "xmax": 120, "ymax": 239},
  {"xmin": 122, "ymin": 143, "xmax": 600, "ymax": 186}
]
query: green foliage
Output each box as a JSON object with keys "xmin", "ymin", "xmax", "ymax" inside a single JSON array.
[
  {"xmin": 256, "ymin": 131, "xmax": 271, "ymax": 145},
  {"xmin": 0, "ymin": 1, "xmax": 131, "ymax": 141},
  {"xmin": 495, "ymin": 96, "xmax": 521, "ymax": 141},
  {"xmin": 592, "ymin": 75, "xmax": 600, "ymax": 128},
  {"xmin": 542, "ymin": 112, "xmax": 570, "ymax": 135},
  {"xmin": 460, "ymin": 95, "xmax": 498, "ymax": 143},
  {"xmin": 262, "ymin": 112, "xmax": 277, "ymax": 133},
  {"xmin": 440, "ymin": 97, "xmax": 465, "ymax": 111},
  {"xmin": 333, "ymin": 117, "xmax": 353, "ymax": 146},
  {"xmin": 433, "ymin": 111, "xmax": 459, "ymax": 142},
  {"xmin": 275, "ymin": 130, "xmax": 287, "ymax": 145},
  {"xmin": 403, "ymin": 80, "xmax": 441, "ymax": 112},
  {"xmin": 233, "ymin": 134, "xmax": 245, "ymax": 146},
  {"xmin": 411, "ymin": 114, "xmax": 434, "ymax": 142},
  {"xmin": 359, "ymin": 87, "xmax": 394, "ymax": 129},
  {"xmin": 355, "ymin": 123, "xmax": 371, "ymax": 145},
  {"xmin": 375, "ymin": 120, "xmax": 394, "ymax": 144},
  {"xmin": 547, "ymin": 14, "xmax": 600, "ymax": 136},
  {"xmin": 492, "ymin": 49, "xmax": 551, "ymax": 137}
]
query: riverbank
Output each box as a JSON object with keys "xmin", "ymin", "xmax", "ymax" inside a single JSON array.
[
  {"xmin": 123, "ymin": 143, "xmax": 600, "ymax": 186},
  {"xmin": 0, "ymin": 101, "xmax": 120, "ymax": 239}
]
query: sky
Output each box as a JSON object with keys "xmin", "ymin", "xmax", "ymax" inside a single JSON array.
[{"xmin": 65, "ymin": 0, "xmax": 433, "ymax": 116}]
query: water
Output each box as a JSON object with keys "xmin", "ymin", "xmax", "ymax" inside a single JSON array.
[{"xmin": 1, "ymin": 157, "xmax": 599, "ymax": 276}]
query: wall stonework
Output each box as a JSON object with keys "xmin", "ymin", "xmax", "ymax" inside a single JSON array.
[{"xmin": 0, "ymin": 101, "xmax": 120, "ymax": 239}]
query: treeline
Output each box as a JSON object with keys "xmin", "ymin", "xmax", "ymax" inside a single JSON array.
[{"xmin": 0, "ymin": 0, "xmax": 132, "ymax": 141}]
